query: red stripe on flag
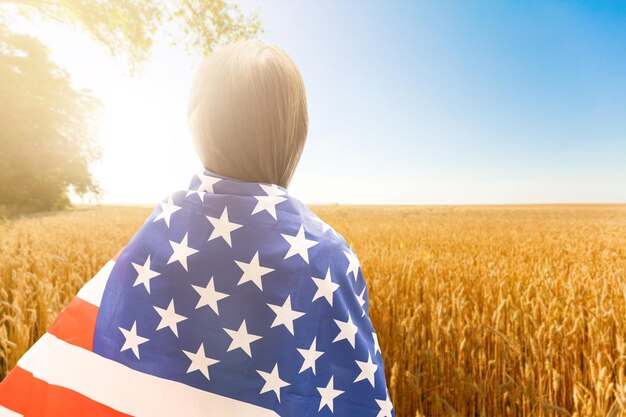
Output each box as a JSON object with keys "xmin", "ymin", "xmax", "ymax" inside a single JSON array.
[
  {"xmin": 0, "ymin": 366, "xmax": 131, "ymax": 417},
  {"xmin": 47, "ymin": 296, "xmax": 98, "ymax": 351}
]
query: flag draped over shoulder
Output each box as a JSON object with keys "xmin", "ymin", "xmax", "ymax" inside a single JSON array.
[{"xmin": 0, "ymin": 169, "xmax": 395, "ymax": 417}]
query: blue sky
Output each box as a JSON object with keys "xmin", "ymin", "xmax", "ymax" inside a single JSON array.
[{"xmin": 17, "ymin": 0, "xmax": 626, "ymax": 204}]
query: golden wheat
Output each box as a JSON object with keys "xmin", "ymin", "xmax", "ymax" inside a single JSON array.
[{"xmin": 1, "ymin": 204, "xmax": 626, "ymax": 417}]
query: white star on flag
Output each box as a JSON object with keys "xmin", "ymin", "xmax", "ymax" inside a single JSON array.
[
  {"xmin": 131, "ymin": 255, "xmax": 160, "ymax": 294},
  {"xmin": 119, "ymin": 321, "xmax": 149, "ymax": 360},
  {"xmin": 375, "ymin": 390, "xmax": 394, "ymax": 417},
  {"xmin": 186, "ymin": 173, "xmax": 221, "ymax": 200},
  {"xmin": 153, "ymin": 195, "xmax": 181, "ymax": 228},
  {"xmin": 259, "ymin": 183, "xmax": 286, "ymax": 196},
  {"xmin": 153, "ymin": 299, "xmax": 187, "ymax": 337},
  {"xmin": 206, "ymin": 207, "xmax": 243, "ymax": 247},
  {"xmin": 297, "ymin": 337, "xmax": 324, "ymax": 375},
  {"xmin": 356, "ymin": 287, "xmax": 366, "ymax": 316},
  {"xmin": 167, "ymin": 232, "xmax": 199, "ymax": 271},
  {"xmin": 281, "ymin": 225, "xmax": 318, "ymax": 264},
  {"xmin": 183, "ymin": 343, "xmax": 219, "ymax": 380},
  {"xmin": 333, "ymin": 312, "xmax": 359, "ymax": 349},
  {"xmin": 317, "ymin": 375, "xmax": 344, "ymax": 412},
  {"xmin": 267, "ymin": 295, "xmax": 306, "ymax": 335},
  {"xmin": 311, "ymin": 267, "xmax": 340, "ymax": 306},
  {"xmin": 257, "ymin": 363, "xmax": 290, "ymax": 403},
  {"xmin": 344, "ymin": 248, "xmax": 360, "ymax": 280},
  {"xmin": 373, "ymin": 332, "xmax": 381, "ymax": 356},
  {"xmin": 235, "ymin": 251, "xmax": 274, "ymax": 290},
  {"xmin": 182, "ymin": 342, "xmax": 219, "ymax": 380},
  {"xmin": 252, "ymin": 195, "xmax": 287, "ymax": 220},
  {"xmin": 224, "ymin": 320, "xmax": 263, "ymax": 357},
  {"xmin": 192, "ymin": 276, "xmax": 229, "ymax": 314},
  {"xmin": 354, "ymin": 352, "xmax": 378, "ymax": 388}
]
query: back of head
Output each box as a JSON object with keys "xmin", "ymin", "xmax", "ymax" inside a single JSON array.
[{"xmin": 187, "ymin": 40, "xmax": 308, "ymax": 189}]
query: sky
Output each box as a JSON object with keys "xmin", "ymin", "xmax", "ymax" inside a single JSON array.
[{"xmin": 11, "ymin": 0, "xmax": 626, "ymax": 205}]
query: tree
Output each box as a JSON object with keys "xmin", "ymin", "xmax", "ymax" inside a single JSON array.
[
  {"xmin": 0, "ymin": 26, "xmax": 102, "ymax": 212},
  {"xmin": 0, "ymin": 0, "xmax": 263, "ymax": 213}
]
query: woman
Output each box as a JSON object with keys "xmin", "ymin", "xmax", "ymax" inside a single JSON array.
[{"xmin": 0, "ymin": 40, "xmax": 395, "ymax": 417}]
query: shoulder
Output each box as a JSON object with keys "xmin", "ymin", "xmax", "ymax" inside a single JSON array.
[
  {"xmin": 291, "ymin": 201, "xmax": 357, "ymax": 263},
  {"xmin": 289, "ymin": 202, "xmax": 365, "ymax": 293}
]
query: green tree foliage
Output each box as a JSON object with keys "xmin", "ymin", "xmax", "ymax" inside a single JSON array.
[
  {"xmin": 0, "ymin": 0, "xmax": 262, "ymax": 213},
  {"xmin": 0, "ymin": 26, "xmax": 102, "ymax": 213},
  {"xmin": 3, "ymin": 0, "xmax": 263, "ymax": 69}
]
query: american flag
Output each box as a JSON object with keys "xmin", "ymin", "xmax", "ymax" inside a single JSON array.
[{"xmin": 0, "ymin": 169, "xmax": 395, "ymax": 417}]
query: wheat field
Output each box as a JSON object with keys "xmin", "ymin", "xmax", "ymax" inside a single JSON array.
[{"xmin": 1, "ymin": 204, "xmax": 625, "ymax": 417}]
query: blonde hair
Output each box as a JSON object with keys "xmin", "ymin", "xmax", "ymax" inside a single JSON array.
[{"xmin": 187, "ymin": 40, "xmax": 308, "ymax": 189}]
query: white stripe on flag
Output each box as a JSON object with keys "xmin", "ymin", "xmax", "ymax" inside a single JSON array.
[
  {"xmin": 17, "ymin": 333, "xmax": 279, "ymax": 417},
  {"xmin": 76, "ymin": 260, "xmax": 115, "ymax": 307},
  {"xmin": 0, "ymin": 405, "xmax": 22, "ymax": 417}
]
